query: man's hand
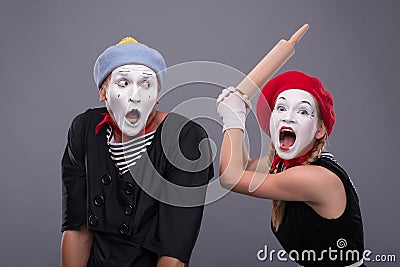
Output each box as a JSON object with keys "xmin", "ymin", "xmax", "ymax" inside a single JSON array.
[
  {"xmin": 61, "ymin": 224, "xmax": 93, "ymax": 267},
  {"xmin": 157, "ymin": 256, "xmax": 184, "ymax": 267}
]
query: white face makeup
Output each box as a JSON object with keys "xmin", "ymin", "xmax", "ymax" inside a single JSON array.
[
  {"xmin": 269, "ymin": 89, "xmax": 319, "ymax": 160},
  {"xmin": 105, "ymin": 64, "xmax": 158, "ymax": 137}
]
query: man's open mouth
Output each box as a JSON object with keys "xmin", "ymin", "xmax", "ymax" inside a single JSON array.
[
  {"xmin": 279, "ymin": 126, "xmax": 296, "ymax": 151},
  {"xmin": 125, "ymin": 109, "xmax": 141, "ymax": 125}
]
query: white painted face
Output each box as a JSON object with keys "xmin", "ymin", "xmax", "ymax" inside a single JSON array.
[
  {"xmin": 106, "ymin": 64, "xmax": 158, "ymax": 136},
  {"xmin": 269, "ymin": 89, "xmax": 319, "ymax": 160}
]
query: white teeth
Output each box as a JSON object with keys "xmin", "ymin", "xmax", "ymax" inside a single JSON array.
[
  {"xmin": 280, "ymin": 128, "xmax": 294, "ymax": 133},
  {"xmin": 128, "ymin": 118, "xmax": 138, "ymax": 124}
]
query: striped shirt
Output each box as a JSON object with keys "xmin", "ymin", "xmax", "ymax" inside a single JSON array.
[{"xmin": 106, "ymin": 126, "xmax": 155, "ymax": 174}]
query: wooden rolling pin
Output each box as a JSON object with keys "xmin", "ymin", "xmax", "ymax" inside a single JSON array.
[{"xmin": 236, "ymin": 24, "xmax": 309, "ymax": 99}]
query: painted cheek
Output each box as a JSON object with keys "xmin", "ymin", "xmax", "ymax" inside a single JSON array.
[
  {"xmin": 305, "ymin": 121, "xmax": 315, "ymax": 132},
  {"xmin": 112, "ymin": 91, "xmax": 123, "ymax": 105},
  {"xmin": 269, "ymin": 115, "xmax": 280, "ymax": 144}
]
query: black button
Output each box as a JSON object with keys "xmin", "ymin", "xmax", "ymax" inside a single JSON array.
[
  {"xmin": 119, "ymin": 223, "xmax": 129, "ymax": 235},
  {"xmin": 124, "ymin": 204, "xmax": 134, "ymax": 216},
  {"xmin": 94, "ymin": 195, "xmax": 105, "ymax": 207},
  {"xmin": 101, "ymin": 174, "xmax": 112, "ymax": 185},
  {"xmin": 125, "ymin": 183, "xmax": 135, "ymax": 195},
  {"xmin": 88, "ymin": 214, "xmax": 98, "ymax": 226}
]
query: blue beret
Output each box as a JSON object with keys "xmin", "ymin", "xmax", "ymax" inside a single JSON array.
[{"xmin": 93, "ymin": 39, "xmax": 166, "ymax": 89}]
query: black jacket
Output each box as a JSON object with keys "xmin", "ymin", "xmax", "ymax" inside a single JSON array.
[{"xmin": 61, "ymin": 107, "xmax": 214, "ymax": 265}]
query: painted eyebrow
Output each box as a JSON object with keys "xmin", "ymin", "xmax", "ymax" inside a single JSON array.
[
  {"xmin": 116, "ymin": 70, "xmax": 133, "ymax": 75},
  {"xmin": 115, "ymin": 72, "xmax": 154, "ymax": 78},
  {"xmin": 300, "ymin": 100, "xmax": 312, "ymax": 106},
  {"xmin": 142, "ymin": 72, "xmax": 155, "ymax": 77}
]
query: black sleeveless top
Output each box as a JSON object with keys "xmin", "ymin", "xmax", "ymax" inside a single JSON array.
[{"xmin": 272, "ymin": 153, "xmax": 365, "ymax": 267}]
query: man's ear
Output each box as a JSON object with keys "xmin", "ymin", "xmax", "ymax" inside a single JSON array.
[
  {"xmin": 99, "ymin": 88, "xmax": 107, "ymax": 102},
  {"xmin": 315, "ymin": 122, "xmax": 327, "ymax": 139}
]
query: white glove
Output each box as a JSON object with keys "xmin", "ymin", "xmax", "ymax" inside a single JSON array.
[{"xmin": 217, "ymin": 87, "xmax": 252, "ymax": 132}]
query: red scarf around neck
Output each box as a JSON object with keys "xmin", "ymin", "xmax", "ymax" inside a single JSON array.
[
  {"xmin": 95, "ymin": 112, "xmax": 154, "ymax": 137},
  {"xmin": 271, "ymin": 149, "xmax": 314, "ymax": 171}
]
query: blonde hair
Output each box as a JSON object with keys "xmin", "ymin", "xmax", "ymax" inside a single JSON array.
[
  {"xmin": 270, "ymin": 99, "xmax": 327, "ymax": 231},
  {"xmin": 100, "ymin": 74, "xmax": 111, "ymax": 92},
  {"xmin": 270, "ymin": 137, "xmax": 326, "ymax": 231}
]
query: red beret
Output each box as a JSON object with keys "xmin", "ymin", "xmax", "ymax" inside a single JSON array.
[{"xmin": 256, "ymin": 71, "xmax": 336, "ymax": 136}]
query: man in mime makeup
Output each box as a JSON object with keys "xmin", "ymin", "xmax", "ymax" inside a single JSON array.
[{"xmin": 60, "ymin": 37, "xmax": 214, "ymax": 267}]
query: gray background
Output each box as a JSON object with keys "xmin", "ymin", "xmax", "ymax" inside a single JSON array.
[{"xmin": 0, "ymin": 0, "xmax": 399, "ymax": 266}]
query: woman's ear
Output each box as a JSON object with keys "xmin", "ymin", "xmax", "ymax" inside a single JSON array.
[
  {"xmin": 99, "ymin": 88, "xmax": 107, "ymax": 102},
  {"xmin": 315, "ymin": 122, "xmax": 327, "ymax": 139}
]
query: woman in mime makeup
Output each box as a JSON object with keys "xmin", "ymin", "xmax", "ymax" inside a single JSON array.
[{"xmin": 217, "ymin": 71, "xmax": 366, "ymax": 267}]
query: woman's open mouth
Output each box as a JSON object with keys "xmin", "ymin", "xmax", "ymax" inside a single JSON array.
[
  {"xmin": 125, "ymin": 109, "xmax": 141, "ymax": 125},
  {"xmin": 279, "ymin": 126, "xmax": 296, "ymax": 151}
]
